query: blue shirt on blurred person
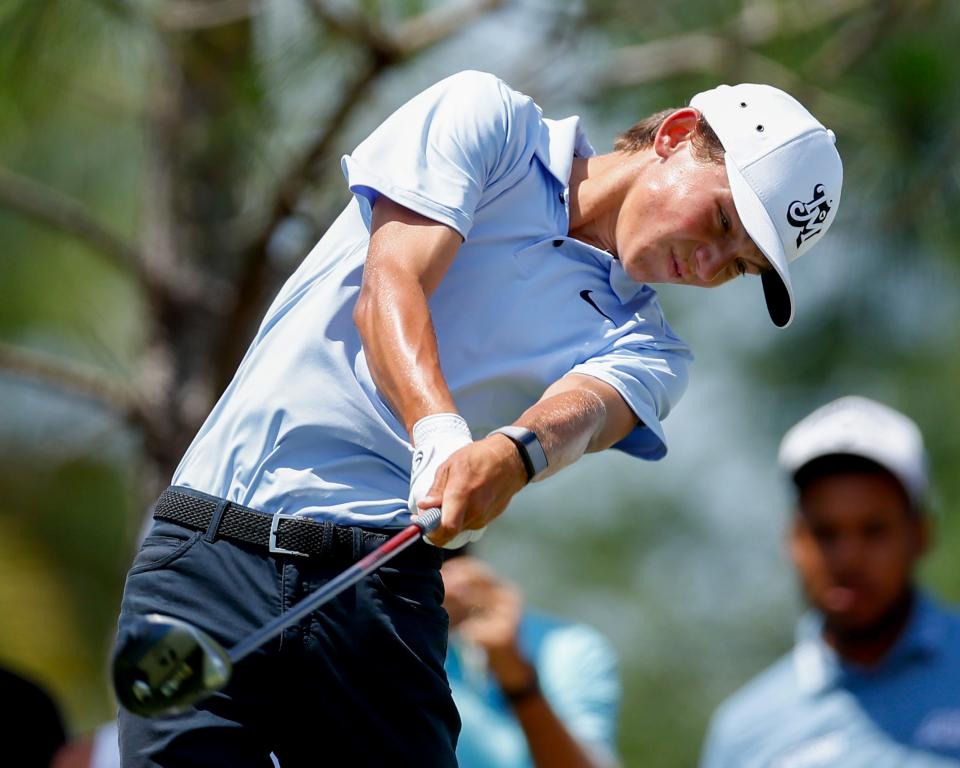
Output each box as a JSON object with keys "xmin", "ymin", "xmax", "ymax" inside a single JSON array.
[
  {"xmin": 442, "ymin": 554, "xmax": 620, "ymax": 768},
  {"xmin": 448, "ymin": 612, "xmax": 621, "ymax": 768},
  {"xmin": 702, "ymin": 594, "xmax": 960, "ymax": 767}
]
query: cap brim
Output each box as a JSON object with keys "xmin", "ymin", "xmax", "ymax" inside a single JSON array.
[
  {"xmin": 761, "ymin": 271, "xmax": 792, "ymax": 328},
  {"xmin": 724, "ymin": 156, "xmax": 796, "ymax": 328}
]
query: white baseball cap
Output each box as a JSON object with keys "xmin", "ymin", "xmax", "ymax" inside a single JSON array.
[
  {"xmin": 690, "ymin": 84, "xmax": 843, "ymax": 328},
  {"xmin": 778, "ymin": 396, "xmax": 928, "ymax": 507}
]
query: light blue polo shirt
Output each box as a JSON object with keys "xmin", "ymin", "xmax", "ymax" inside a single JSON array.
[
  {"xmin": 173, "ymin": 70, "xmax": 691, "ymax": 527},
  {"xmin": 701, "ymin": 593, "xmax": 960, "ymax": 768},
  {"xmin": 448, "ymin": 611, "xmax": 621, "ymax": 768}
]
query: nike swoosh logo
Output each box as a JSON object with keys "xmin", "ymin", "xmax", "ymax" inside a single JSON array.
[{"xmin": 579, "ymin": 290, "xmax": 615, "ymax": 323}]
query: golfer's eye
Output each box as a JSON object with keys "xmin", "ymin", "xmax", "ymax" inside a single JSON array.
[{"xmin": 719, "ymin": 206, "xmax": 731, "ymax": 234}]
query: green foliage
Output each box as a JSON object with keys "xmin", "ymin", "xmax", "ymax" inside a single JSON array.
[{"xmin": 0, "ymin": 448, "xmax": 135, "ymax": 730}]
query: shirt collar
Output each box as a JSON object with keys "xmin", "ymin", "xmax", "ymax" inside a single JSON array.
[
  {"xmin": 535, "ymin": 116, "xmax": 596, "ymax": 186},
  {"xmin": 793, "ymin": 590, "xmax": 947, "ymax": 696},
  {"xmin": 536, "ymin": 117, "xmax": 646, "ymax": 304}
]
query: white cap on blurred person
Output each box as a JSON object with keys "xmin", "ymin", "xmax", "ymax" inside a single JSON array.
[
  {"xmin": 690, "ymin": 83, "xmax": 843, "ymax": 328},
  {"xmin": 778, "ymin": 396, "xmax": 928, "ymax": 507}
]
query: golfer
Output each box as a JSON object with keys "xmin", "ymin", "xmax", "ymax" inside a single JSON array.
[
  {"xmin": 115, "ymin": 70, "xmax": 842, "ymax": 766},
  {"xmin": 701, "ymin": 397, "xmax": 960, "ymax": 767}
]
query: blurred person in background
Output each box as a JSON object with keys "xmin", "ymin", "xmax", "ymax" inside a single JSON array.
[
  {"xmin": 53, "ymin": 723, "xmax": 120, "ymax": 768},
  {"xmin": 0, "ymin": 665, "xmax": 119, "ymax": 768},
  {"xmin": 442, "ymin": 549, "xmax": 620, "ymax": 768},
  {"xmin": 0, "ymin": 664, "xmax": 67, "ymax": 767},
  {"xmin": 701, "ymin": 396, "xmax": 960, "ymax": 767}
]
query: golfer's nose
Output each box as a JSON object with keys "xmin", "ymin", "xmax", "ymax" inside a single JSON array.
[{"xmin": 693, "ymin": 243, "xmax": 734, "ymax": 282}]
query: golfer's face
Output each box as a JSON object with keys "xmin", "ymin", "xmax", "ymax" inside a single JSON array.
[
  {"xmin": 615, "ymin": 148, "xmax": 769, "ymax": 287},
  {"xmin": 790, "ymin": 472, "xmax": 925, "ymax": 633}
]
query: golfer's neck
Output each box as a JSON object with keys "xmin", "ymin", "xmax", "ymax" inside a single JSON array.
[{"xmin": 567, "ymin": 152, "xmax": 644, "ymax": 252}]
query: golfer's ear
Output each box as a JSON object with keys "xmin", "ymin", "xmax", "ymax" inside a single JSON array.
[{"xmin": 654, "ymin": 108, "xmax": 700, "ymax": 159}]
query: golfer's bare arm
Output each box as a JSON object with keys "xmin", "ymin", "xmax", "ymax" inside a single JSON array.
[
  {"xmin": 506, "ymin": 374, "xmax": 638, "ymax": 481},
  {"xmin": 356, "ymin": 196, "xmax": 639, "ymax": 543},
  {"xmin": 354, "ymin": 196, "xmax": 462, "ymax": 434}
]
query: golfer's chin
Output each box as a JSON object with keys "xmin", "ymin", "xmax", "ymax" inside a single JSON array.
[{"xmin": 618, "ymin": 250, "xmax": 672, "ymax": 285}]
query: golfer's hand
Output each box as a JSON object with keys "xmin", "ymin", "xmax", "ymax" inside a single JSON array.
[
  {"xmin": 417, "ymin": 434, "xmax": 528, "ymax": 548},
  {"xmin": 442, "ymin": 557, "xmax": 534, "ymax": 690},
  {"xmin": 408, "ymin": 413, "xmax": 478, "ymax": 548}
]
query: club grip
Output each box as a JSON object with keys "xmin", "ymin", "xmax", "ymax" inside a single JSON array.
[{"xmin": 413, "ymin": 506, "xmax": 442, "ymax": 533}]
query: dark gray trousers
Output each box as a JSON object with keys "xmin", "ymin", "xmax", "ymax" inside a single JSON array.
[{"xmin": 115, "ymin": 511, "xmax": 459, "ymax": 767}]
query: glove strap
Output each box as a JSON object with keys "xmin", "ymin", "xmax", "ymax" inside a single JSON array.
[{"xmin": 412, "ymin": 413, "xmax": 471, "ymax": 446}]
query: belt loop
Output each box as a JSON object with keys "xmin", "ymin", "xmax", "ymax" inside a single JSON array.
[
  {"xmin": 351, "ymin": 526, "xmax": 361, "ymax": 560},
  {"xmin": 321, "ymin": 521, "xmax": 333, "ymax": 557},
  {"xmin": 204, "ymin": 498, "xmax": 230, "ymax": 542}
]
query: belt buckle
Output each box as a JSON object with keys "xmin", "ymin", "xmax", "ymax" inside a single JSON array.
[{"xmin": 269, "ymin": 513, "xmax": 309, "ymax": 557}]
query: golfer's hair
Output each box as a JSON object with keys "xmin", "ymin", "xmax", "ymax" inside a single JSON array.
[
  {"xmin": 615, "ymin": 109, "xmax": 725, "ymax": 164},
  {"xmin": 792, "ymin": 454, "xmax": 921, "ymax": 517}
]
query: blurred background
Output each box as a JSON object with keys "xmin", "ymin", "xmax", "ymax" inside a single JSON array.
[{"xmin": 1, "ymin": 0, "xmax": 958, "ymax": 764}]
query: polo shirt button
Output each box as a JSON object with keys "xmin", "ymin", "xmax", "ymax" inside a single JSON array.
[
  {"xmin": 552, "ymin": 239, "xmax": 563, "ymax": 247},
  {"xmin": 558, "ymin": 192, "xmax": 565, "ymax": 203}
]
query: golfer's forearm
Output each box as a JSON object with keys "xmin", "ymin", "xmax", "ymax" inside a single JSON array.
[
  {"xmin": 354, "ymin": 276, "xmax": 456, "ymax": 435},
  {"xmin": 511, "ymin": 376, "xmax": 636, "ymax": 480},
  {"xmin": 512, "ymin": 389, "xmax": 604, "ymax": 479},
  {"xmin": 512, "ymin": 697, "xmax": 608, "ymax": 768}
]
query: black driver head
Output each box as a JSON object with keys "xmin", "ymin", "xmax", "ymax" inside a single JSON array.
[{"xmin": 112, "ymin": 614, "xmax": 232, "ymax": 717}]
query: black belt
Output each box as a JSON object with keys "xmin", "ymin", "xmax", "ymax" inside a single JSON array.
[{"xmin": 153, "ymin": 486, "xmax": 438, "ymax": 568}]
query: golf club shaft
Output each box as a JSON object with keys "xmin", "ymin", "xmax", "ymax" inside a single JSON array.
[{"xmin": 228, "ymin": 507, "xmax": 442, "ymax": 664}]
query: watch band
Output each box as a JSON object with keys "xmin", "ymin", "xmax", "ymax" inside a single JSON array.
[{"xmin": 487, "ymin": 426, "xmax": 549, "ymax": 481}]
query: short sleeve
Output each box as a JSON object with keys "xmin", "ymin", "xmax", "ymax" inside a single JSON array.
[
  {"xmin": 570, "ymin": 330, "xmax": 692, "ymax": 461},
  {"xmin": 538, "ymin": 623, "xmax": 622, "ymax": 764},
  {"xmin": 341, "ymin": 70, "xmax": 539, "ymax": 238},
  {"xmin": 699, "ymin": 706, "xmax": 738, "ymax": 768}
]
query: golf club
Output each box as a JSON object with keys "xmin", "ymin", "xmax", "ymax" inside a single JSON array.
[{"xmin": 113, "ymin": 507, "xmax": 442, "ymax": 718}]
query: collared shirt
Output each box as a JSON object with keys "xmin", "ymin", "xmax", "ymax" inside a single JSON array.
[
  {"xmin": 701, "ymin": 593, "xmax": 960, "ymax": 768},
  {"xmin": 173, "ymin": 70, "xmax": 691, "ymax": 527},
  {"xmin": 448, "ymin": 611, "xmax": 621, "ymax": 768}
]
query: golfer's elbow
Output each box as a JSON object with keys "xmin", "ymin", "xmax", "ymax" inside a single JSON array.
[
  {"xmin": 352, "ymin": 288, "xmax": 375, "ymax": 341},
  {"xmin": 353, "ymin": 280, "xmax": 393, "ymax": 345}
]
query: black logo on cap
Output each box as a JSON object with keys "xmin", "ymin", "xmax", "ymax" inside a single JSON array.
[{"xmin": 786, "ymin": 184, "xmax": 832, "ymax": 248}]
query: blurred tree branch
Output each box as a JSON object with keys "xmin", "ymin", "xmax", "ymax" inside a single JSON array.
[
  {"xmin": 218, "ymin": 0, "xmax": 507, "ymax": 385},
  {"xmin": 307, "ymin": 0, "xmax": 505, "ymax": 59},
  {"xmin": 0, "ymin": 166, "xmax": 141, "ymax": 277},
  {"xmin": 306, "ymin": 1, "xmax": 400, "ymax": 60},
  {"xmin": 393, "ymin": 0, "xmax": 506, "ymax": 55},
  {"xmin": 157, "ymin": 0, "xmax": 266, "ymax": 31},
  {"xmin": 597, "ymin": 0, "xmax": 880, "ymax": 88},
  {"xmin": 0, "ymin": 341, "xmax": 144, "ymax": 427},
  {"xmin": 0, "ymin": 166, "xmax": 233, "ymax": 308}
]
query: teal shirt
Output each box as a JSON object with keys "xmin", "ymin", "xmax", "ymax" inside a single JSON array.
[
  {"xmin": 447, "ymin": 611, "xmax": 621, "ymax": 768},
  {"xmin": 701, "ymin": 593, "xmax": 960, "ymax": 767}
]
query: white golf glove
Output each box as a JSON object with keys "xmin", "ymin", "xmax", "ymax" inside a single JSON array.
[{"xmin": 408, "ymin": 413, "xmax": 486, "ymax": 549}]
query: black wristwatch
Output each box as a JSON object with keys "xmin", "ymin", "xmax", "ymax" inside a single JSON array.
[{"xmin": 487, "ymin": 426, "xmax": 548, "ymax": 482}]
